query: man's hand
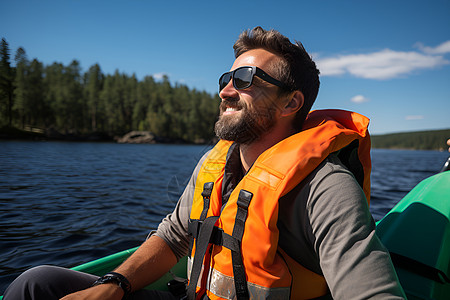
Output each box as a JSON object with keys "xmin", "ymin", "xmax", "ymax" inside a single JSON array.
[{"xmin": 60, "ymin": 283, "xmax": 124, "ymax": 300}]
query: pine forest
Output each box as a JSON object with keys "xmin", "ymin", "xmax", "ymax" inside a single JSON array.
[{"xmin": 0, "ymin": 38, "xmax": 221, "ymax": 143}]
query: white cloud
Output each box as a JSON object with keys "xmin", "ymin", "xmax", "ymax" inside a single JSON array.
[
  {"xmin": 405, "ymin": 115, "xmax": 424, "ymax": 120},
  {"xmin": 316, "ymin": 41, "xmax": 450, "ymax": 80},
  {"xmin": 152, "ymin": 72, "xmax": 168, "ymax": 80},
  {"xmin": 351, "ymin": 94, "xmax": 369, "ymax": 103},
  {"xmin": 415, "ymin": 40, "xmax": 450, "ymax": 55}
]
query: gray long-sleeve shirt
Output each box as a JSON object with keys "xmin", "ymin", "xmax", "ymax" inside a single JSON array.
[{"xmin": 155, "ymin": 146, "xmax": 406, "ymax": 299}]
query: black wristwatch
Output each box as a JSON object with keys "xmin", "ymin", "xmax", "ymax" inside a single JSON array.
[{"xmin": 92, "ymin": 272, "xmax": 132, "ymax": 295}]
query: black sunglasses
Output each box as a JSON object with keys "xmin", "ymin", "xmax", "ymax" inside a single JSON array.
[{"xmin": 219, "ymin": 66, "xmax": 288, "ymax": 92}]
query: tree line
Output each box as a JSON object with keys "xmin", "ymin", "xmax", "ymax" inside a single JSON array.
[
  {"xmin": 0, "ymin": 38, "xmax": 221, "ymax": 143},
  {"xmin": 371, "ymin": 129, "xmax": 450, "ymax": 151}
]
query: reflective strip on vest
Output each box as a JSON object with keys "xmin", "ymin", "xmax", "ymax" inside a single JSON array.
[{"xmin": 188, "ymin": 257, "xmax": 290, "ymax": 300}]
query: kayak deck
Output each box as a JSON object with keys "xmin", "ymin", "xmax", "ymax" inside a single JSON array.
[{"xmin": 376, "ymin": 171, "xmax": 450, "ymax": 299}]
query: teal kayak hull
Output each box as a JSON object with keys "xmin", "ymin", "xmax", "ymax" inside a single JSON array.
[
  {"xmin": 1, "ymin": 172, "xmax": 449, "ymax": 299},
  {"xmin": 376, "ymin": 171, "xmax": 450, "ymax": 299}
]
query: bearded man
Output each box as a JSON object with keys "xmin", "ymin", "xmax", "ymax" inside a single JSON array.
[{"xmin": 4, "ymin": 27, "xmax": 406, "ymax": 300}]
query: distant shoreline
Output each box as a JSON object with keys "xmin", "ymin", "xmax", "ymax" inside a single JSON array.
[
  {"xmin": 371, "ymin": 128, "xmax": 450, "ymax": 151},
  {"xmin": 1, "ymin": 126, "xmax": 449, "ymax": 150},
  {"xmin": 0, "ymin": 126, "xmax": 209, "ymax": 145},
  {"xmin": 0, "ymin": 126, "xmax": 113, "ymax": 142}
]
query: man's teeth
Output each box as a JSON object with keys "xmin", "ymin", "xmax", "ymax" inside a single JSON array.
[{"xmin": 226, "ymin": 107, "xmax": 237, "ymax": 112}]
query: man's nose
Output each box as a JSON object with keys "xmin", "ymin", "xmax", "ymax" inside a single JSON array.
[{"xmin": 219, "ymin": 79, "xmax": 238, "ymax": 100}]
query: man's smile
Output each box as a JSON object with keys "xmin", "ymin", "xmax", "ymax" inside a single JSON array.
[
  {"xmin": 223, "ymin": 106, "xmax": 241, "ymax": 115},
  {"xmin": 220, "ymin": 100, "xmax": 244, "ymax": 116}
]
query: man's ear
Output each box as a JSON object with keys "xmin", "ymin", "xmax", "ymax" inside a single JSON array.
[{"xmin": 281, "ymin": 91, "xmax": 304, "ymax": 117}]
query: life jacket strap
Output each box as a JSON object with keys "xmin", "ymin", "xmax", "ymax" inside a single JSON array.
[
  {"xmin": 231, "ymin": 190, "xmax": 253, "ymax": 300},
  {"xmin": 187, "ymin": 216, "xmax": 219, "ymax": 300},
  {"xmin": 187, "ymin": 190, "xmax": 253, "ymax": 300},
  {"xmin": 200, "ymin": 182, "xmax": 214, "ymax": 220},
  {"xmin": 189, "ymin": 223, "xmax": 240, "ymax": 252},
  {"xmin": 188, "ymin": 182, "xmax": 214, "ymax": 255}
]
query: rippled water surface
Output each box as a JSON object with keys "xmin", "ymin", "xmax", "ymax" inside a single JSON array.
[{"xmin": 1, "ymin": 141, "xmax": 448, "ymax": 292}]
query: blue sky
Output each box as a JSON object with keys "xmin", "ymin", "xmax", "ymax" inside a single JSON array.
[{"xmin": 1, "ymin": 0, "xmax": 449, "ymax": 134}]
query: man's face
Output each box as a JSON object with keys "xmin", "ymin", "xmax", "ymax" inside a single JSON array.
[{"xmin": 214, "ymin": 49, "xmax": 285, "ymax": 144}]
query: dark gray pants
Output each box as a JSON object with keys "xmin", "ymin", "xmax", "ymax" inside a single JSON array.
[{"xmin": 3, "ymin": 265, "xmax": 178, "ymax": 300}]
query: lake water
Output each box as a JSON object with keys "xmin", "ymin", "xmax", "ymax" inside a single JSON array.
[{"xmin": 1, "ymin": 141, "xmax": 449, "ymax": 293}]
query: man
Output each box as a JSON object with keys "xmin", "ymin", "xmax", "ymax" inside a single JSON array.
[{"xmin": 4, "ymin": 27, "xmax": 406, "ymax": 299}]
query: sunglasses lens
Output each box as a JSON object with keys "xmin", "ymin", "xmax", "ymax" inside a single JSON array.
[
  {"xmin": 219, "ymin": 67, "xmax": 255, "ymax": 92},
  {"xmin": 233, "ymin": 67, "xmax": 253, "ymax": 89},
  {"xmin": 219, "ymin": 72, "xmax": 232, "ymax": 91}
]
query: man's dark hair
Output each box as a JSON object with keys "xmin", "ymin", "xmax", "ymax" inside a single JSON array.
[{"xmin": 233, "ymin": 26, "xmax": 320, "ymax": 130}]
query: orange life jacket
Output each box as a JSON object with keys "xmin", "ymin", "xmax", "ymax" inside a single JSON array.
[{"xmin": 187, "ymin": 109, "xmax": 371, "ymax": 300}]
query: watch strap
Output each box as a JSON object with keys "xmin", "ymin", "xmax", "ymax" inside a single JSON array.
[{"xmin": 93, "ymin": 271, "xmax": 132, "ymax": 295}]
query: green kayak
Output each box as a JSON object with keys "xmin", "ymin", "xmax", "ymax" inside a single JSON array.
[
  {"xmin": 376, "ymin": 170, "xmax": 450, "ymax": 299},
  {"xmin": 1, "ymin": 171, "xmax": 449, "ymax": 299}
]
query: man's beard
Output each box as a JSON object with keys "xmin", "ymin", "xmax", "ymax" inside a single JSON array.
[{"xmin": 214, "ymin": 99, "xmax": 277, "ymax": 144}]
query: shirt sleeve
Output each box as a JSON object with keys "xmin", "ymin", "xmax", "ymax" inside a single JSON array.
[
  {"xmin": 153, "ymin": 151, "xmax": 209, "ymax": 261},
  {"xmin": 306, "ymin": 155, "xmax": 406, "ymax": 299}
]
